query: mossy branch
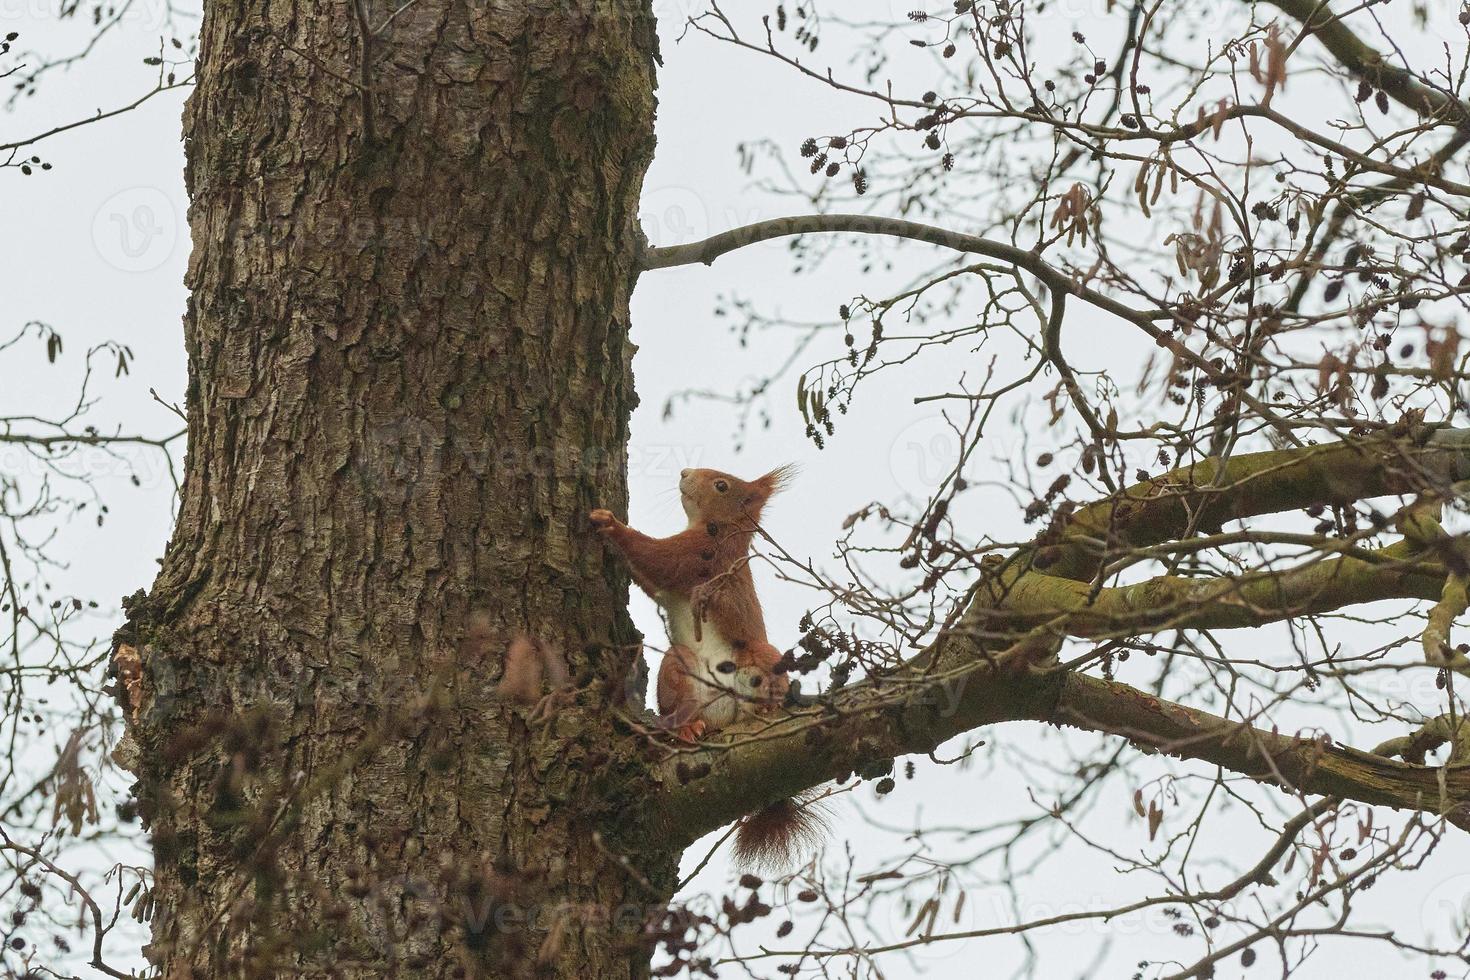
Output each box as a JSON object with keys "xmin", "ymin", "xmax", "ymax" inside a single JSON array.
[
  {"xmin": 1039, "ymin": 427, "xmax": 1470, "ymax": 579},
  {"xmin": 652, "ymin": 429, "xmax": 1470, "ymax": 848},
  {"xmin": 984, "ymin": 541, "xmax": 1444, "ymax": 637},
  {"xmin": 653, "ymin": 627, "xmax": 1470, "ymax": 848}
]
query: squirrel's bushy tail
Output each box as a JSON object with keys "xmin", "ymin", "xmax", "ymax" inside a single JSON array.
[{"xmin": 732, "ymin": 793, "xmax": 828, "ymax": 870}]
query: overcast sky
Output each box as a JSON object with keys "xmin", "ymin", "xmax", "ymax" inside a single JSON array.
[{"xmin": 4, "ymin": 2, "xmax": 1469, "ymax": 976}]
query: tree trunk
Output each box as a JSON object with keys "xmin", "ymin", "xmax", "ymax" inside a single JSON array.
[{"xmin": 117, "ymin": 2, "xmax": 667, "ymax": 976}]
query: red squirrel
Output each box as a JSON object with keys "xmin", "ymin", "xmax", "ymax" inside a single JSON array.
[{"xmin": 591, "ymin": 465, "xmax": 824, "ymax": 868}]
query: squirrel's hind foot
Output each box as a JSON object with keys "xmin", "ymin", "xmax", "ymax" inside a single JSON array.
[{"xmin": 654, "ymin": 714, "xmax": 708, "ymax": 744}]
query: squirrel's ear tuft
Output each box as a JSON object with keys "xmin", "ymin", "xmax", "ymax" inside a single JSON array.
[{"xmin": 757, "ymin": 463, "xmax": 799, "ymax": 497}]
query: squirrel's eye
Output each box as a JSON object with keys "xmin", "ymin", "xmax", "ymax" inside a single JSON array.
[{"xmin": 714, "ymin": 479, "xmax": 729, "ymax": 493}]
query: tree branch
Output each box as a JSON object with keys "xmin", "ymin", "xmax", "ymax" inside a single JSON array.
[
  {"xmin": 654, "ymin": 429, "xmax": 1470, "ymax": 847},
  {"xmin": 1039, "ymin": 426, "xmax": 1470, "ymax": 579},
  {"xmin": 639, "ymin": 214, "xmax": 1051, "ymax": 275},
  {"xmin": 643, "ymin": 213, "xmax": 1320, "ymax": 444},
  {"xmin": 1261, "ymin": 0, "xmax": 1469, "ymax": 126},
  {"xmin": 982, "ymin": 541, "xmax": 1443, "ymax": 637},
  {"xmin": 650, "ymin": 631, "xmax": 1064, "ymax": 848},
  {"xmin": 653, "ymin": 635, "xmax": 1470, "ymax": 849},
  {"xmin": 1053, "ymin": 672, "xmax": 1469, "ymax": 823},
  {"xmin": 0, "ymin": 74, "xmax": 193, "ymax": 157}
]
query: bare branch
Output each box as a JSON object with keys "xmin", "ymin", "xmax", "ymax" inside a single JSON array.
[{"xmin": 1263, "ymin": 0, "xmax": 1470, "ymax": 125}]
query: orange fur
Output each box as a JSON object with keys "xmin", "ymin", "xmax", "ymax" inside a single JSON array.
[
  {"xmin": 731, "ymin": 794, "xmax": 828, "ymax": 871},
  {"xmin": 592, "ymin": 466, "xmax": 820, "ymax": 868},
  {"xmin": 498, "ymin": 635, "xmax": 545, "ymax": 705},
  {"xmin": 590, "ymin": 465, "xmax": 794, "ymax": 728}
]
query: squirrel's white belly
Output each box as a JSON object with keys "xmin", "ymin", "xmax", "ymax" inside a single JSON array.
[{"xmin": 659, "ymin": 592, "xmax": 748, "ymax": 728}]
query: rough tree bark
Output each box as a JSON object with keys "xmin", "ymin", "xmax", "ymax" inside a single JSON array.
[{"xmin": 115, "ymin": 1, "xmax": 669, "ymax": 976}]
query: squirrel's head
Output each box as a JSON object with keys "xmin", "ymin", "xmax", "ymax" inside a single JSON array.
[{"xmin": 679, "ymin": 465, "xmax": 796, "ymax": 528}]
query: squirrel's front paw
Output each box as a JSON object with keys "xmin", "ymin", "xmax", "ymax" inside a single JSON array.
[{"xmin": 588, "ymin": 508, "xmax": 619, "ymax": 532}]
